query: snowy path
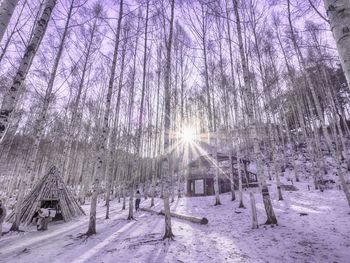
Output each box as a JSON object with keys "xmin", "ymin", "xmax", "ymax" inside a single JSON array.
[
  {"xmin": 1, "ymin": 183, "xmax": 350, "ymax": 263},
  {"xmin": 71, "ymin": 218, "xmax": 138, "ymax": 263},
  {"xmin": 0, "ymin": 198, "xmax": 250, "ymax": 263},
  {"xmin": 0, "ymin": 205, "xmax": 127, "ymax": 257}
]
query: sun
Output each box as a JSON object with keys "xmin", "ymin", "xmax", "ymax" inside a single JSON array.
[{"xmin": 180, "ymin": 127, "xmax": 196, "ymax": 143}]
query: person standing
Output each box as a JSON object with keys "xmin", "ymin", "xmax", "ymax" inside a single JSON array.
[
  {"xmin": 37, "ymin": 207, "xmax": 50, "ymax": 231},
  {"xmin": 135, "ymin": 190, "xmax": 141, "ymax": 212},
  {"xmin": 0, "ymin": 200, "xmax": 7, "ymax": 236}
]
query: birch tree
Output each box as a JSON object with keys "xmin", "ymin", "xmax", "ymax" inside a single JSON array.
[
  {"xmin": 0, "ymin": 0, "xmax": 20, "ymax": 42},
  {"xmin": 287, "ymin": 0, "xmax": 350, "ymax": 206},
  {"xmin": 26, "ymin": 0, "xmax": 79, "ymax": 186},
  {"xmin": 126, "ymin": 11, "xmax": 141, "ymax": 221},
  {"xmin": 4, "ymin": 0, "xmax": 57, "ymax": 231},
  {"xmin": 233, "ymin": 0, "xmax": 278, "ymax": 225},
  {"xmin": 324, "ymin": 0, "xmax": 350, "ymax": 90},
  {"xmin": 86, "ymin": 0, "xmax": 123, "ymax": 236},
  {"xmin": 0, "ymin": 0, "xmax": 27, "ymax": 65},
  {"xmin": 106, "ymin": 23, "xmax": 129, "ymax": 220},
  {"xmin": 161, "ymin": 0, "xmax": 175, "ymax": 240},
  {"xmin": 0, "ymin": 0, "xmax": 57, "ymax": 145},
  {"xmin": 62, "ymin": 2, "xmax": 100, "ymax": 183}
]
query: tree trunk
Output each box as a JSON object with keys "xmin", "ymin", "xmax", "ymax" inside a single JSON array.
[
  {"xmin": 136, "ymin": 0, "xmax": 149, "ymax": 154},
  {"xmin": 288, "ymin": 0, "xmax": 350, "ymax": 206},
  {"xmin": 8, "ymin": 0, "xmax": 57, "ymax": 231},
  {"xmin": 127, "ymin": 185, "xmax": 134, "ymax": 220},
  {"xmin": 324, "ymin": 0, "xmax": 350, "ymax": 90},
  {"xmin": 229, "ymin": 151, "xmax": 236, "ymax": 201},
  {"xmin": 233, "ymin": 0, "xmax": 277, "ymax": 225},
  {"xmin": 87, "ymin": 179, "xmax": 99, "ymax": 235},
  {"xmin": 106, "ymin": 25, "xmax": 129, "ymax": 219},
  {"xmin": 62, "ymin": 7, "xmax": 97, "ymax": 182},
  {"xmin": 86, "ymin": 0, "xmax": 123, "ymax": 236},
  {"xmin": 161, "ymin": 0, "xmax": 175, "ymax": 240},
  {"xmin": 0, "ymin": 0, "xmax": 27, "ymax": 65},
  {"xmin": 250, "ymin": 192, "xmax": 258, "ymax": 229},
  {"xmin": 0, "ymin": 0, "xmax": 56, "ymax": 144},
  {"xmin": 0, "ymin": 0, "xmax": 19, "ymax": 42},
  {"xmin": 122, "ymin": 186, "xmax": 126, "ymax": 210},
  {"xmin": 237, "ymin": 151, "xmax": 245, "ymax": 208},
  {"xmin": 27, "ymin": 0, "xmax": 75, "ymax": 187},
  {"xmin": 213, "ymin": 147, "xmax": 221, "ymax": 205}
]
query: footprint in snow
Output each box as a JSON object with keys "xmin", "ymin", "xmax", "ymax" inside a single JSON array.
[{"xmin": 18, "ymin": 248, "xmax": 30, "ymax": 255}]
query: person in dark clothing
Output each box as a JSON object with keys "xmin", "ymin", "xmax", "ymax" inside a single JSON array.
[{"xmin": 135, "ymin": 190, "xmax": 141, "ymax": 211}]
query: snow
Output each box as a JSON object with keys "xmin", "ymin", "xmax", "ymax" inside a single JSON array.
[{"xmin": 1, "ymin": 182, "xmax": 350, "ymax": 263}]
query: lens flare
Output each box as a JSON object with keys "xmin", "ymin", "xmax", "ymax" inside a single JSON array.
[{"xmin": 181, "ymin": 127, "xmax": 195, "ymax": 143}]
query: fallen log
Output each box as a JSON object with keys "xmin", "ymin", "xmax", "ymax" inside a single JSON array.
[
  {"xmin": 140, "ymin": 207, "xmax": 208, "ymax": 225},
  {"xmin": 160, "ymin": 210, "xmax": 209, "ymax": 225}
]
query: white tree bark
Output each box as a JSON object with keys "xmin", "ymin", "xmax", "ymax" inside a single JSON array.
[
  {"xmin": 62, "ymin": 4, "xmax": 97, "ymax": 183},
  {"xmin": 162, "ymin": 0, "xmax": 175, "ymax": 240},
  {"xmin": 0, "ymin": 0, "xmax": 19, "ymax": 43},
  {"xmin": 237, "ymin": 150, "xmax": 245, "ymax": 208},
  {"xmin": 250, "ymin": 192, "xmax": 258, "ymax": 229},
  {"xmin": 106, "ymin": 26, "xmax": 129, "ymax": 219},
  {"xmin": 136, "ymin": 0, "xmax": 149, "ymax": 154},
  {"xmin": 0, "ymin": 0, "xmax": 27, "ymax": 65},
  {"xmin": 86, "ymin": 0, "xmax": 123, "ymax": 236},
  {"xmin": 27, "ymin": 0, "xmax": 75, "ymax": 186},
  {"xmin": 6, "ymin": 0, "xmax": 57, "ymax": 231},
  {"xmin": 127, "ymin": 181, "xmax": 134, "ymax": 220},
  {"xmin": 150, "ymin": 160, "xmax": 156, "ymax": 207},
  {"xmin": 151, "ymin": 47, "xmax": 162, "ymax": 205},
  {"xmin": 0, "ymin": 0, "xmax": 57, "ymax": 145},
  {"xmin": 229, "ymin": 151, "xmax": 236, "ymax": 201},
  {"xmin": 324, "ymin": 0, "xmax": 350, "ymax": 90},
  {"xmin": 233, "ymin": 0, "xmax": 277, "ymax": 225},
  {"xmin": 213, "ymin": 146, "xmax": 221, "ymax": 205},
  {"xmin": 288, "ymin": 0, "xmax": 350, "ymax": 206}
]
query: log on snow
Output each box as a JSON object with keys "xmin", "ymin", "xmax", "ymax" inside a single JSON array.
[{"xmin": 140, "ymin": 207, "xmax": 208, "ymax": 225}]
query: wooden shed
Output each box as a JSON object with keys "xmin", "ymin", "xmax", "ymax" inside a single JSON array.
[
  {"xmin": 186, "ymin": 153, "xmax": 258, "ymax": 196},
  {"xmin": 7, "ymin": 166, "xmax": 85, "ymax": 225}
]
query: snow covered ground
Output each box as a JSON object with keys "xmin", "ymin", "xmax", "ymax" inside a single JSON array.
[{"xmin": 1, "ymin": 182, "xmax": 350, "ymax": 263}]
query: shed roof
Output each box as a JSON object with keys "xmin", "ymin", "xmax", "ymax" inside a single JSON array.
[{"xmin": 7, "ymin": 166, "xmax": 85, "ymax": 225}]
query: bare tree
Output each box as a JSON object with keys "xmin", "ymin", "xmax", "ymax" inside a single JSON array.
[
  {"xmin": 324, "ymin": 0, "xmax": 350, "ymax": 90},
  {"xmin": 86, "ymin": 0, "xmax": 123, "ymax": 236},
  {"xmin": 233, "ymin": 0, "xmax": 278, "ymax": 225},
  {"xmin": 4, "ymin": 0, "xmax": 57, "ymax": 231},
  {"xmin": 162, "ymin": 0, "xmax": 175, "ymax": 240},
  {"xmin": 0, "ymin": 0, "xmax": 57, "ymax": 145},
  {"xmin": 0, "ymin": 0, "xmax": 20, "ymax": 42}
]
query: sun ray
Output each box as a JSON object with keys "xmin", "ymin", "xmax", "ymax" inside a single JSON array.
[{"xmin": 190, "ymin": 140, "xmax": 233, "ymax": 183}]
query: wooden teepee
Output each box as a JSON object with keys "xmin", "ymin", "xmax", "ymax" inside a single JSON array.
[{"xmin": 7, "ymin": 166, "xmax": 85, "ymax": 225}]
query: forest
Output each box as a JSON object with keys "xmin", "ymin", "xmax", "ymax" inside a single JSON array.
[{"xmin": 0, "ymin": 0, "xmax": 350, "ymax": 262}]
